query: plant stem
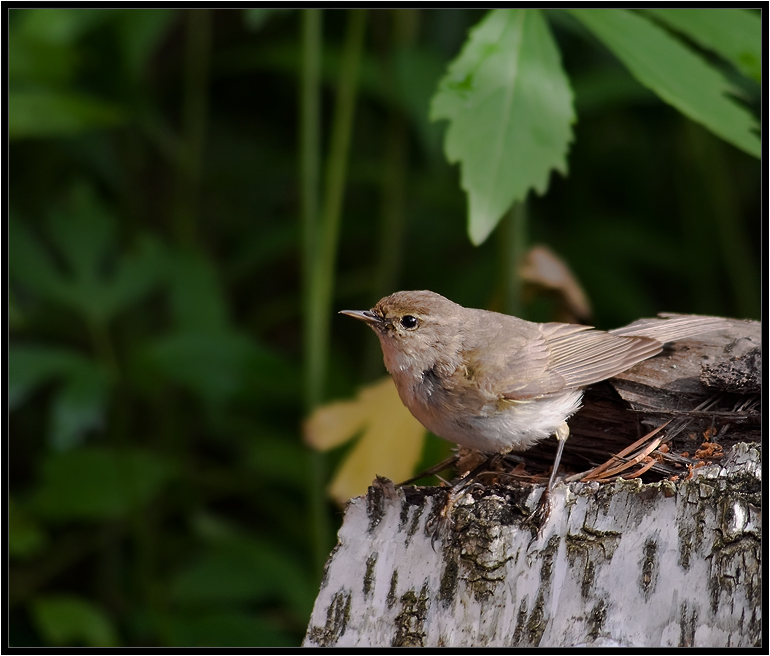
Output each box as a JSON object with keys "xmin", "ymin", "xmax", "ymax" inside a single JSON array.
[
  {"xmin": 364, "ymin": 9, "xmax": 415, "ymax": 378},
  {"xmin": 306, "ymin": 7, "xmax": 366, "ymax": 408},
  {"xmin": 308, "ymin": 7, "xmax": 365, "ymax": 572},
  {"xmin": 372, "ymin": 9, "xmax": 416, "ymax": 301},
  {"xmin": 300, "ymin": 7, "xmax": 328, "ymax": 580},
  {"xmin": 301, "ymin": 9, "xmax": 322, "ymax": 277},
  {"xmin": 301, "ymin": 8, "xmax": 368, "ymax": 577}
]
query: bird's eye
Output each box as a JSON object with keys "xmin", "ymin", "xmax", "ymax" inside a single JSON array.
[{"xmin": 400, "ymin": 315, "xmax": 419, "ymax": 330}]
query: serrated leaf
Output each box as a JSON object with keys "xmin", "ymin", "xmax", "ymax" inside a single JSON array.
[
  {"xmin": 304, "ymin": 376, "xmax": 426, "ymax": 504},
  {"xmin": 568, "ymin": 8, "xmax": 760, "ymax": 158},
  {"xmin": 31, "ymin": 595, "xmax": 117, "ymax": 647},
  {"xmin": 641, "ymin": 8, "xmax": 761, "ymax": 83},
  {"xmin": 30, "ymin": 447, "xmax": 173, "ymax": 520},
  {"xmin": 431, "ymin": 8, "xmax": 574, "ymax": 245}
]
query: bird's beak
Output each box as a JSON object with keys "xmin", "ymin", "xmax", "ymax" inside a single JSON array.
[{"xmin": 339, "ymin": 309, "xmax": 382, "ymax": 324}]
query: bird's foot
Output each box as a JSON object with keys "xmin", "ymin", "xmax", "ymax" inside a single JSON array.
[{"xmin": 524, "ymin": 485, "xmax": 553, "ymax": 535}]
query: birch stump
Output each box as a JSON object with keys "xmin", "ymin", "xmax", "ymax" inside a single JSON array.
[{"xmin": 305, "ymin": 319, "xmax": 761, "ymax": 648}]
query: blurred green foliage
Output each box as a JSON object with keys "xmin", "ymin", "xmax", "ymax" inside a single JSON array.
[{"xmin": 8, "ymin": 8, "xmax": 760, "ymax": 647}]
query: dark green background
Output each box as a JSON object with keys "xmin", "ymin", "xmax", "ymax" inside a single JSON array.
[{"xmin": 8, "ymin": 8, "xmax": 760, "ymax": 647}]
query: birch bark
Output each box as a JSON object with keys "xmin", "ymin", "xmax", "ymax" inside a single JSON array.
[{"xmin": 304, "ymin": 442, "xmax": 760, "ymax": 648}]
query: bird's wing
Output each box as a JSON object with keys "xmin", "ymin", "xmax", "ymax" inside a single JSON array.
[
  {"xmin": 494, "ymin": 314, "xmax": 726, "ymax": 400},
  {"xmin": 499, "ymin": 323, "xmax": 661, "ymax": 399},
  {"xmin": 463, "ymin": 321, "xmax": 573, "ymax": 399}
]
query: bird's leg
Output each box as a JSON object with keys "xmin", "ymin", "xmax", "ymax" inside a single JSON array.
[
  {"xmin": 546, "ymin": 422, "xmax": 569, "ymax": 492},
  {"xmin": 528, "ymin": 422, "xmax": 569, "ymax": 531}
]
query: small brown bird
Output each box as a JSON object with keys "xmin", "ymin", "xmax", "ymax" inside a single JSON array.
[{"xmin": 341, "ymin": 290, "xmax": 725, "ymax": 491}]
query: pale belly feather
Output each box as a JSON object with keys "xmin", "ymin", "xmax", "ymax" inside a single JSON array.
[{"xmin": 400, "ymin": 376, "xmax": 584, "ymax": 454}]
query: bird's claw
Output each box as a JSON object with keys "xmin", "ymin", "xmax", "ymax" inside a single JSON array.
[{"xmin": 524, "ymin": 486, "xmax": 553, "ymax": 537}]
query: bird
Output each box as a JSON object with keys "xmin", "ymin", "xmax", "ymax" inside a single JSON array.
[{"xmin": 341, "ymin": 290, "xmax": 726, "ymax": 494}]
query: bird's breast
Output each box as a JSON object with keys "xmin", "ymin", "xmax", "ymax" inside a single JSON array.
[{"xmin": 392, "ymin": 365, "xmax": 584, "ymax": 454}]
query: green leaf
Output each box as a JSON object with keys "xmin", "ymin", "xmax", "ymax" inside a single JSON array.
[
  {"xmin": 31, "ymin": 594, "xmax": 117, "ymax": 647},
  {"xmin": 49, "ymin": 360, "xmax": 110, "ymax": 451},
  {"xmin": 45, "ymin": 185, "xmax": 117, "ymax": 286},
  {"xmin": 45, "ymin": 186, "xmax": 165, "ymax": 322},
  {"xmin": 103, "ymin": 234, "xmax": 166, "ymax": 318},
  {"xmin": 30, "ymin": 447, "xmax": 173, "ymax": 520},
  {"xmin": 641, "ymin": 8, "xmax": 761, "ymax": 83},
  {"xmin": 140, "ymin": 324, "xmax": 298, "ymax": 410},
  {"xmin": 167, "ymin": 250, "xmax": 229, "ymax": 332},
  {"xmin": 8, "ymin": 290, "xmax": 25, "ymax": 330},
  {"xmin": 10, "ymin": 342, "xmax": 110, "ymax": 452},
  {"xmin": 9, "ymin": 498, "xmax": 48, "ymax": 558},
  {"xmin": 9, "ymin": 89, "xmax": 125, "ymax": 139},
  {"xmin": 244, "ymin": 429, "xmax": 308, "ymax": 488},
  {"xmin": 15, "ymin": 8, "xmax": 115, "ymax": 45},
  {"xmin": 243, "ymin": 8, "xmax": 291, "ymax": 32},
  {"xmin": 136, "ymin": 250, "xmax": 256, "ymax": 406},
  {"xmin": 8, "ymin": 345, "xmax": 85, "ymax": 410},
  {"xmin": 114, "ymin": 9, "xmax": 177, "ymax": 81},
  {"xmin": 168, "ymin": 609, "xmax": 293, "ymax": 648},
  {"xmin": 141, "ymin": 331, "xmax": 251, "ymax": 406},
  {"xmin": 431, "ymin": 8, "xmax": 574, "ymax": 245},
  {"xmin": 7, "ymin": 31, "xmax": 77, "ymax": 86},
  {"xmin": 172, "ymin": 518, "xmax": 315, "ymax": 616},
  {"xmin": 11, "ymin": 191, "xmax": 164, "ymax": 323},
  {"xmin": 240, "ymin": 341, "xmax": 300, "ymax": 399},
  {"xmin": 9, "ymin": 215, "xmax": 71, "ymax": 306},
  {"xmin": 170, "ymin": 547, "xmax": 278, "ymax": 606},
  {"xmin": 567, "ymin": 8, "xmax": 760, "ymax": 158}
]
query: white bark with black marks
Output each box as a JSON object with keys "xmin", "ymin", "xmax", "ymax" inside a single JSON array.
[{"xmin": 304, "ymin": 443, "xmax": 760, "ymax": 648}]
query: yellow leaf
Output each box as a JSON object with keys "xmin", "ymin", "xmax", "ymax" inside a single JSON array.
[
  {"xmin": 303, "ymin": 396, "xmax": 368, "ymax": 451},
  {"xmin": 304, "ymin": 377, "xmax": 426, "ymax": 504}
]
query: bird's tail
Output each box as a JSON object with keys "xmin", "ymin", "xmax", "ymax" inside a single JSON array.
[{"xmin": 610, "ymin": 313, "xmax": 728, "ymax": 344}]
